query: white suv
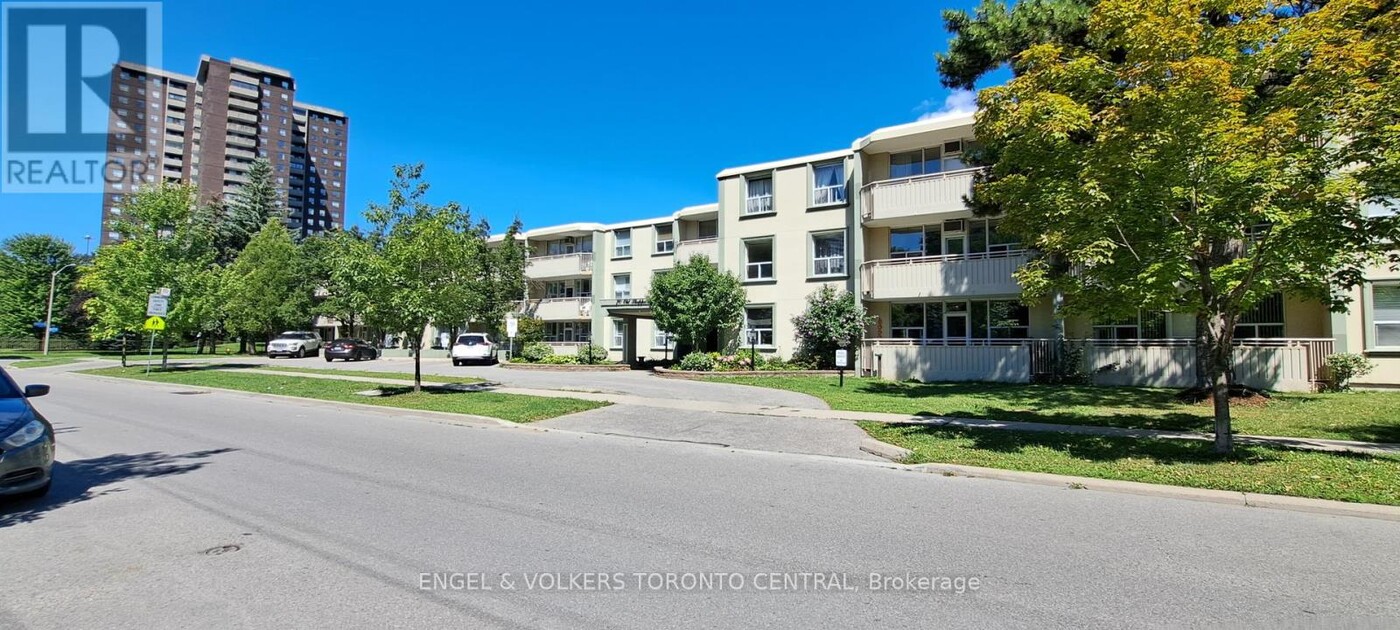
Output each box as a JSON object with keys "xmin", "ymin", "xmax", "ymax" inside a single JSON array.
[
  {"xmin": 451, "ymin": 333, "xmax": 496, "ymax": 366},
  {"xmin": 267, "ymin": 331, "xmax": 323, "ymax": 358}
]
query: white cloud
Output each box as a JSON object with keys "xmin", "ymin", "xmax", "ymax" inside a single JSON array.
[{"xmin": 916, "ymin": 90, "xmax": 977, "ymax": 120}]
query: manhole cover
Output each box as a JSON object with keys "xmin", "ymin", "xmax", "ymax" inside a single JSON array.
[
  {"xmin": 172, "ymin": 391, "xmax": 209, "ymax": 395},
  {"xmin": 202, "ymin": 544, "xmax": 241, "ymax": 556}
]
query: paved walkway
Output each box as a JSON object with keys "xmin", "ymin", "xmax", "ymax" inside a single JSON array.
[{"xmin": 234, "ymin": 367, "xmax": 1400, "ymax": 458}]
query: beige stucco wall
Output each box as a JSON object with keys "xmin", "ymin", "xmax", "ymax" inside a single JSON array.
[{"xmin": 1344, "ymin": 262, "xmax": 1400, "ymax": 387}]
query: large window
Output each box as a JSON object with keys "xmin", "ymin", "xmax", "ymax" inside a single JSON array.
[
  {"xmin": 613, "ymin": 229, "xmax": 632, "ymax": 258},
  {"xmin": 1236, "ymin": 293, "xmax": 1284, "ymax": 338},
  {"xmin": 613, "ymin": 274, "xmax": 631, "ymax": 300},
  {"xmin": 812, "ymin": 162, "xmax": 846, "ymax": 205},
  {"xmin": 653, "ymin": 326, "xmax": 670, "ymax": 349},
  {"xmin": 969, "ymin": 219, "xmax": 1021, "ymax": 254},
  {"xmin": 1375, "ymin": 284, "xmax": 1400, "ymax": 348},
  {"xmin": 611, "ymin": 319, "xmax": 625, "ymax": 348},
  {"xmin": 744, "ymin": 307, "xmax": 774, "ymax": 347},
  {"xmin": 810, "ymin": 230, "xmax": 846, "ymax": 277},
  {"xmin": 885, "ymin": 300, "xmax": 1026, "ymax": 341},
  {"xmin": 1093, "ymin": 312, "xmax": 1168, "ymax": 340},
  {"xmin": 543, "ymin": 322, "xmax": 588, "ymax": 343},
  {"xmin": 697, "ymin": 219, "xmax": 718, "ymax": 239},
  {"xmin": 745, "ymin": 176, "xmax": 774, "ymax": 215},
  {"xmin": 544, "ymin": 280, "xmax": 590, "ymax": 298},
  {"xmin": 888, "ymin": 141, "xmax": 972, "ymax": 179},
  {"xmin": 655, "ymin": 224, "xmax": 674, "ymax": 254},
  {"xmin": 745, "ymin": 238, "xmax": 774, "ymax": 281}
]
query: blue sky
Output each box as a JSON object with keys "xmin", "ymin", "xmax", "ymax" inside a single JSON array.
[{"xmin": 0, "ymin": 0, "xmax": 1001, "ymax": 249}]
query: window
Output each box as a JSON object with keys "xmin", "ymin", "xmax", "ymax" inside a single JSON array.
[
  {"xmin": 744, "ymin": 238, "xmax": 774, "ymax": 281},
  {"xmin": 889, "ymin": 228, "xmax": 926, "ymax": 259},
  {"xmin": 1094, "ymin": 312, "xmax": 1168, "ymax": 340},
  {"xmin": 611, "ymin": 319, "xmax": 626, "ymax": 349},
  {"xmin": 812, "ymin": 162, "xmax": 846, "ymax": 205},
  {"xmin": 969, "ymin": 219, "xmax": 1021, "ymax": 254},
  {"xmin": 698, "ymin": 219, "xmax": 718, "ymax": 239},
  {"xmin": 1374, "ymin": 284, "xmax": 1400, "ymax": 347},
  {"xmin": 745, "ymin": 176, "xmax": 774, "ymax": 215},
  {"xmin": 614, "ymin": 229, "xmax": 632, "ymax": 258},
  {"xmin": 1236, "ymin": 293, "xmax": 1285, "ymax": 338},
  {"xmin": 744, "ymin": 307, "xmax": 774, "ymax": 347},
  {"xmin": 810, "ymin": 231, "xmax": 846, "ymax": 276},
  {"xmin": 613, "ymin": 274, "xmax": 631, "ymax": 300},
  {"xmin": 987, "ymin": 301, "xmax": 1031, "ymax": 339},
  {"xmin": 888, "ymin": 142, "xmax": 973, "ymax": 178},
  {"xmin": 653, "ymin": 327, "xmax": 670, "ymax": 349},
  {"xmin": 654, "ymin": 224, "xmax": 674, "ymax": 254},
  {"xmin": 891, "ymin": 304, "xmax": 925, "ymax": 339}
]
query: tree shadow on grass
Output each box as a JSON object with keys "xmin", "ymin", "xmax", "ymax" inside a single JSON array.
[
  {"xmin": 0, "ymin": 448, "xmax": 238, "ymax": 528},
  {"xmin": 943, "ymin": 407, "xmax": 1216, "ymax": 433},
  {"xmin": 140, "ymin": 362, "xmax": 265, "ymax": 374},
  {"xmin": 859, "ymin": 380, "xmax": 1184, "ymax": 410}
]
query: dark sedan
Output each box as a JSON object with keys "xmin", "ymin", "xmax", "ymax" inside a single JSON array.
[
  {"xmin": 0, "ymin": 366, "xmax": 53, "ymax": 500},
  {"xmin": 324, "ymin": 338, "xmax": 380, "ymax": 362}
]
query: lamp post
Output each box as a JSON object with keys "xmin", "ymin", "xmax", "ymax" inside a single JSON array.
[
  {"xmin": 42, "ymin": 263, "xmax": 77, "ymax": 356},
  {"xmin": 747, "ymin": 329, "xmax": 757, "ymax": 372}
]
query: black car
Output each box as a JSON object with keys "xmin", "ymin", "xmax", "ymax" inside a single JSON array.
[
  {"xmin": 324, "ymin": 338, "xmax": 379, "ymax": 362},
  {"xmin": 0, "ymin": 366, "xmax": 54, "ymax": 500}
]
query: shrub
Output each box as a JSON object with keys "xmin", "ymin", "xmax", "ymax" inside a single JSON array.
[
  {"xmin": 1324, "ymin": 353, "xmax": 1374, "ymax": 391},
  {"xmin": 519, "ymin": 342, "xmax": 554, "ymax": 363},
  {"xmin": 576, "ymin": 343, "xmax": 609, "ymax": 364},
  {"xmin": 791, "ymin": 285, "xmax": 874, "ymax": 368},
  {"xmin": 539, "ymin": 354, "xmax": 580, "ymax": 365},
  {"xmin": 677, "ymin": 351, "xmax": 716, "ymax": 371}
]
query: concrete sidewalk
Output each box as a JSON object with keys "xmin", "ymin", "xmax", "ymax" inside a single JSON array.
[{"xmin": 234, "ymin": 367, "xmax": 1400, "ymax": 458}]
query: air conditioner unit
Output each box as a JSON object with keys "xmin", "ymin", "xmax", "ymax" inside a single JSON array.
[{"xmin": 943, "ymin": 219, "xmax": 966, "ymax": 233}]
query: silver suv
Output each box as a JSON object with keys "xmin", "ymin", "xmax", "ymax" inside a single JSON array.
[{"xmin": 267, "ymin": 331, "xmax": 323, "ymax": 358}]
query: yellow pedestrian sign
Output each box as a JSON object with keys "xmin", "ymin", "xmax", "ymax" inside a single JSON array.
[{"xmin": 143, "ymin": 316, "xmax": 166, "ymax": 331}]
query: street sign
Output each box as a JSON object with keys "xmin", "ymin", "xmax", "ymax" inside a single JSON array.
[
  {"xmin": 146, "ymin": 294, "xmax": 169, "ymax": 317},
  {"xmin": 143, "ymin": 316, "xmax": 166, "ymax": 331},
  {"xmin": 506, "ymin": 315, "xmax": 519, "ymax": 339},
  {"xmin": 834, "ymin": 349, "xmax": 849, "ymax": 368}
]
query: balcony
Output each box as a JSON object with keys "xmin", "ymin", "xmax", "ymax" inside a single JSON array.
[
  {"xmin": 227, "ymin": 109, "xmax": 258, "ymax": 125},
  {"xmin": 860, "ymin": 250, "xmax": 1028, "ymax": 300},
  {"xmin": 674, "ymin": 237, "xmax": 718, "ymax": 262},
  {"xmin": 521, "ymin": 297, "xmax": 591, "ymax": 320},
  {"xmin": 860, "ymin": 167, "xmax": 982, "ymax": 225},
  {"xmin": 526, "ymin": 252, "xmax": 593, "ymax": 279}
]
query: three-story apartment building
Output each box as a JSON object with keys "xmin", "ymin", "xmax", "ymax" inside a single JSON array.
[{"xmin": 498, "ymin": 113, "xmax": 1398, "ymax": 390}]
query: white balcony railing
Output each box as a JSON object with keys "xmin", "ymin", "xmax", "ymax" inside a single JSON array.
[
  {"xmin": 674, "ymin": 237, "xmax": 718, "ymax": 262},
  {"xmin": 520, "ymin": 297, "xmax": 591, "ymax": 320},
  {"xmin": 526, "ymin": 252, "xmax": 593, "ymax": 279},
  {"xmin": 860, "ymin": 249, "xmax": 1027, "ymax": 300},
  {"xmin": 745, "ymin": 195, "xmax": 773, "ymax": 215},
  {"xmin": 813, "ymin": 185, "xmax": 847, "ymax": 206},
  {"xmin": 860, "ymin": 167, "xmax": 983, "ymax": 224}
]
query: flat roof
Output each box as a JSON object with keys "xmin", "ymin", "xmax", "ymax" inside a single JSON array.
[
  {"xmin": 716, "ymin": 148, "xmax": 851, "ymax": 180},
  {"xmin": 295, "ymin": 101, "xmax": 348, "ymax": 119},
  {"xmin": 853, "ymin": 112, "xmax": 976, "ymax": 151},
  {"xmin": 115, "ymin": 61, "xmax": 196, "ymax": 83}
]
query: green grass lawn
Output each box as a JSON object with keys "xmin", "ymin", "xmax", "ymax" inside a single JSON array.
[
  {"xmin": 8, "ymin": 356, "xmax": 89, "ymax": 369},
  {"xmin": 81, "ymin": 365, "xmax": 604, "ymax": 423},
  {"xmin": 255, "ymin": 365, "xmax": 483, "ymax": 385},
  {"xmin": 703, "ymin": 376, "xmax": 1400, "ymax": 443},
  {"xmin": 862, "ymin": 422, "xmax": 1400, "ymax": 506},
  {"xmin": 0, "ymin": 342, "xmax": 242, "ymax": 361}
]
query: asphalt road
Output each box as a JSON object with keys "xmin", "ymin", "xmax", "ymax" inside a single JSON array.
[{"xmin": 3, "ymin": 370, "xmax": 1399, "ymax": 629}]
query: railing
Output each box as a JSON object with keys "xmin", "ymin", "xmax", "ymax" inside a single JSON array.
[
  {"xmin": 745, "ymin": 195, "xmax": 773, "ymax": 215},
  {"xmin": 860, "ymin": 167, "xmax": 983, "ymax": 223},
  {"xmin": 813, "ymin": 185, "xmax": 846, "ymax": 206},
  {"xmin": 675, "ymin": 237, "xmax": 718, "ymax": 261},
  {"xmin": 860, "ymin": 250, "xmax": 1028, "ymax": 300},
  {"xmin": 518, "ymin": 297, "xmax": 590, "ymax": 320},
  {"xmin": 526, "ymin": 251, "xmax": 594, "ymax": 278}
]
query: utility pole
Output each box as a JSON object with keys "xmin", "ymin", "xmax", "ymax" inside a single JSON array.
[{"xmin": 42, "ymin": 263, "xmax": 77, "ymax": 355}]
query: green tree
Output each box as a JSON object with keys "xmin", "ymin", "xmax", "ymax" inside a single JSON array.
[
  {"xmin": 936, "ymin": 0, "xmax": 1094, "ymax": 90},
  {"xmin": 307, "ymin": 229, "xmax": 377, "ymax": 340},
  {"xmin": 215, "ymin": 158, "xmax": 286, "ymax": 263},
  {"xmin": 791, "ymin": 285, "xmax": 874, "ymax": 369},
  {"xmin": 221, "ymin": 220, "xmax": 316, "ymax": 350},
  {"xmin": 969, "ymin": 0, "xmax": 1400, "ymax": 452},
  {"xmin": 363, "ymin": 164, "xmax": 488, "ymax": 391},
  {"xmin": 649, "ymin": 255, "xmax": 746, "ymax": 356},
  {"xmin": 80, "ymin": 183, "xmax": 220, "ymax": 366},
  {"xmin": 483, "ymin": 219, "xmax": 529, "ymax": 333},
  {"xmin": 0, "ymin": 234, "xmax": 78, "ymax": 339}
]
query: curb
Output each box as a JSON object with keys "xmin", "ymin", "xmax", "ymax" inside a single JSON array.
[
  {"xmin": 900, "ymin": 460, "xmax": 1400, "ymax": 522},
  {"xmin": 859, "ymin": 438, "xmax": 912, "ymax": 462},
  {"xmin": 500, "ymin": 362, "xmax": 631, "ymax": 372}
]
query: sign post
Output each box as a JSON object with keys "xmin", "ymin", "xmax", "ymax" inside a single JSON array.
[
  {"xmin": 144, "ymin": 290, "xmax": 170, "ymax": 373},
  {"xmin": 835, "ymin": 341, "xmax": 850, "ymax": 388},
  {"xmin": 505, "ymin": 315, "xmax": 519, "ymax": 361}
]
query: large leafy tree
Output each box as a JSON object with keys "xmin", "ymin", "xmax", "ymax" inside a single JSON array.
[
  {"xmin": 649, "ymin": 255, "xmax": 746, "ymax": 356},
  {"xmin": 215, "ymin": 158, "xmax": 286, "ymax": 263},
  {"xmin": 221, "ymin": 220, "xmax": 316, "ymax": 350},
  {"xmin": 80, "ymin": 183, "xmax": 220, "ymax": 365},
  {"xmin": 306, "ymin": 228, "xmax": 377, "ymax": 340},
  {"xmin": 791, "ymin": 285, "xmax": 874, "ymax": 369},
  {"xmin": 483, "ymin": 219, "xmax": 529, "ymax": 334},
  {"xmin": 937, "ymin": 0, "xmax": 1094, "ymax": 89},
  {"xmin": 0, "ymin": 235, "xmax": 78, "ymax": 338},
  {"xmin": 363, "ymin": 164, "xmax": 490, "ymax": 391},
  {"xmin": 971, "ymin": 0, "xmax": 1400, "ymax": 452}
]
